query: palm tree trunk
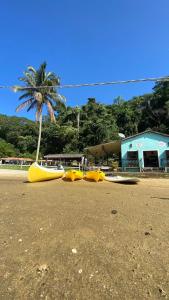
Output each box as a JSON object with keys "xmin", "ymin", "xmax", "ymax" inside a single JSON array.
[
  {"xmin": 77, "ymin": 111, "xmax": 80, "ymax": 133},
  {"xmin": 36, "ymin": 112, "xmax": 42, "ymax": 163}
]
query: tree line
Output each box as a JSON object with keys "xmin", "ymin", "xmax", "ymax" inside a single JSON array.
[{"xmin": 0, "ymin": 76, "xmax": 169, "ymax": 158}]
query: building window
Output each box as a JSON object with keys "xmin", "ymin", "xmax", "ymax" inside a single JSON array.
[
  {"xmin": 166, "ymin": 150, "xmax": 169, "ymax": 160},
  {"xmin": 127, "ymin": 151, "xmax": 138, "ymax": 160}
]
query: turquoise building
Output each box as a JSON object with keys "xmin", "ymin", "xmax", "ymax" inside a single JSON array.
[{"xmin": 121, "ymin": 130, "xmax": 169, "ymax": 171}]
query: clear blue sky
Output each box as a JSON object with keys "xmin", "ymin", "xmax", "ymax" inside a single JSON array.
[{"xmin": 0, "ymin": 0, "xmax": 169, "ymax": 119}]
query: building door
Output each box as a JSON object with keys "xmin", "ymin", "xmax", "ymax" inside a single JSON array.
[
  {"xmin": 143, "ymin": 151, "xmax": 159, "ymax": 167},
  {"xmin": 166, "ymin": 150, "xmax": 169, "ymax": 160},
  {"xmin": 165, "ymin": 150, "xmax": 169, "ymax": 167},
  {"xmin": 127, "ymin": 151, "xmax": 139, "ymax": 167}
]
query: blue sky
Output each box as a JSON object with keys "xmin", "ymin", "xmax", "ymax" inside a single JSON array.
[{"xmin": 0, "ymin": 0, "xmax": 169, "ymax": 119}]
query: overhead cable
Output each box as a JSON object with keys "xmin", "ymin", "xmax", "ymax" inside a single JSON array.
[{"xmin": 0, "ymin": 75, "xmax": 169, "ymax": 91}]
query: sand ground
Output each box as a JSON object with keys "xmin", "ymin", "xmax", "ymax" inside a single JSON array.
[{"xmin": 0, "ymin": 173, "xmax": 169, "ymax": 299}]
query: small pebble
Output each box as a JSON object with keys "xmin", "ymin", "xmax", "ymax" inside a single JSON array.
[
  {"xmin": 78, "ymin": 269, "xmax": 82, "ymax": 274},
  {"xmin": 159, "ymin": 287, "xmax": 167, "ymax": 297},
  {"xmin": 37, "ymin": 264, "xmax": 48, "ymax": 273},
  {"xmin": 18, "ymin": 239, "xmax": 22, "ymax": 242},
  {"xmin": 72, "ymin": 248, "xmax": 77, "ymax": 254},
  {"xmin": 145, "ymin": 232, "xmax": 150, "ymax": 236},
  {"xmin": 111, "ymin": 210, "xmax": 118, "ymax": 215}
]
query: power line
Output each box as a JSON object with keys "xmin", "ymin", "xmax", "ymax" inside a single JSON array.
[
  {"xmin": 0, "ymin": 75, "xmax": 169, "ymax": 91},
  {"xmin": 58, "ymin": 76, "xmax": 169, "ymax": 88}
]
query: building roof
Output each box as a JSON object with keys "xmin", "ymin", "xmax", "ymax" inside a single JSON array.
[
  {"xmin": 84, "ymin": 140, "xmax": 121, "ymax": 157},
  {"xmin": 85, "ymin": 130, "xmax": 169, "ymax": 157},
  {"xmin": 44, "ymin": 153, "xmax": 83, "ymax": 159},
  {"xmin": 122, "ymin": 130, "xmax": 169, "ymax": 141},
  {"xmin": 1, "ymin": 157, "xmax": 33, "ymax": 161}
]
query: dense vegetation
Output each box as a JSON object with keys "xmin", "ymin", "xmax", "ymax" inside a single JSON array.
[{"xmin": 0, "ymin": 79, "xmax": 169, "ymax": 158}]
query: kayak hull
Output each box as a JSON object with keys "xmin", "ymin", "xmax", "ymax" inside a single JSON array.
[
  {"xmin": 105, "ymin": 176, "xmax": 139, "ymax": 184},
  {"xmin": 28, "ymin": 163, "xmax": 64, "ymax": 183},
  {"xmin": 85, "ymin": 170, "xmax": 105, "ymax": 182},
  {"xmin": 65, "ymin": 170, "xmax": 83, "ymax": 181}
]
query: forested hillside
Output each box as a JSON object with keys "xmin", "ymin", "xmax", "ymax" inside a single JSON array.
[{"xmin": 0, "ymin": 80, "xmax": 169, "ymax": 158}]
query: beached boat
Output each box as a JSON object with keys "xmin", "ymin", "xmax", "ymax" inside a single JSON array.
[
  {"xmin": 65, "ymin": 170, "xmax": 83, "ymax": 181},
  {"xmin": 28, "ymin": 162, "xmax": 64, "ymax": 183},
  {"xmin": 104, "ymin": 176, "xmax": 139, "ymax": 184},
  {"xmin": 85, "ymin": 170, "xmax": 105, "ymax": 182}
]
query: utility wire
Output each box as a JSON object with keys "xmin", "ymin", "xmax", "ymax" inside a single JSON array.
[
  {"xmin": 0, "ymin": 76, "xmax": 169, "ymax": 91},
  {"xmin": 58, "ymin": 76, "xmax": 169, "ymax": 88}
]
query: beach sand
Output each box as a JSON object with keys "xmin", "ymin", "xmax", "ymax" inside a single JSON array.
[{"xmin": 0, "ymin": 174, "xmax": 169, "ymax": 299}]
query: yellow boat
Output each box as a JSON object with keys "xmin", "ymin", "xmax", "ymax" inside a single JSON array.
[
  {"xmin": 28, "ymin": 162, "xmax": 64, "ymax": 183},
  {"xmin": 65, "ymin": 169, "xmax": 83, "ymax": 181},
  {"xmin": 85, "ymin": 170, "xmax": 105, "ymax": 182}
]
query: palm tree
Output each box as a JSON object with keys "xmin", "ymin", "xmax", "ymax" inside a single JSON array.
[
  {"xmin": 75, "ymin": 106, "xmax": 81, "ymax": 133},
  {"xmin": 63, "ymin": 106, "xmax": 81, "ymax": 132},
  {"xmin": 15, "ymin": 62, "xmax": 65, "ymax": 162}
]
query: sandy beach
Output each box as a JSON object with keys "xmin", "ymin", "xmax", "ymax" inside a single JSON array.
[
  {"xmin": 0, "ymin": 173, "xmax": 169, "ymax": 299},
  {"xmin": 0, "ymin": 169, "xmax": 27, "ymax": 177}
]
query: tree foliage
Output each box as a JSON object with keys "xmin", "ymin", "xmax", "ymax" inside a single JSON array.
[
  {"xmin": 0, "ymin": 138, "xmax": 16, "ymax": 157},
  {"xmin": 1, "ymin": 79, "xmax": 169, "ymax": 157}
]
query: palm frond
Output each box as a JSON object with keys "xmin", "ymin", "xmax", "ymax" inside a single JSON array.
[
  {"xmin": 15, "ymin": 98, "xmax": 34, "ymax": 112},
  {"xmin": 35, "ymin": 62, "xmax": 47, "ymax": 86},
  {"xmin": 45, "ymin": 72, "xmax": 53, "ymax": 79},
  {"xmin": 23, "ymin": 72, "xmax": 36, "ymax": 87},
  {"xmin": 45, "ymin": 72, "xmax": 60, "ymax": 85},
  {"xmin": 19, "ymin": 92, "xmax": 33, "ymax": 101},
  {"xmin": 27, "ymin": 100, "xmax": 37, "ymax": 112},
  {"xmin": 27, "ymin": 66, "xmax": 36, "ymax": 74},
  {"xmin": 46, "ymin": 100, "xmax": 56, "ymax": 122},
  {"xmin": 18, "ymin": 77, "xmax": 28, "ymax": 83},
  {"xmin": 48, "ymin": 92, "xmax": 66, "ymax": 103}
]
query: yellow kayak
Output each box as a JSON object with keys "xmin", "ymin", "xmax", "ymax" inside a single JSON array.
[
  {"xmin": 65, "ymin": 169, "xmax": 83, "ymax": 181},
  {"xmin": 85, "ymin": 170, "xmax": 105, "ymax": 182},
  {"xmin": 28, "ymin": 162, "xmax": 64, "ymax": 183}
]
